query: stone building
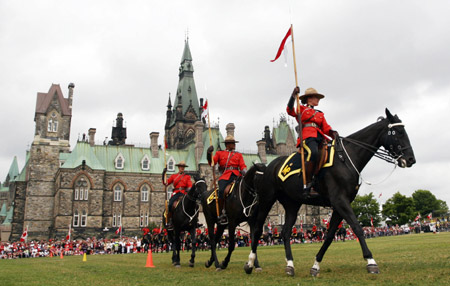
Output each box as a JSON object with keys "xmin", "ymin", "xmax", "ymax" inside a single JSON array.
[{"xmin": 2, "ymin": 39, "xmax": 329, "ymax": 242}]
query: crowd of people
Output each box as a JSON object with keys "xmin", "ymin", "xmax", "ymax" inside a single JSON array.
[{"xmin": 1, "ymin": 221, "xmax": 448, "ymax": 260}]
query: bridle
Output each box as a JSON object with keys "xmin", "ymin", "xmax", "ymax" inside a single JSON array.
[
  {"xmin": 181, "ymin": 179, "xmax": 204, "ymax": 222},
  {"xmin": 238, "ymin": 170, "xmax": 261, "ymax": 217},
  {"xmin": 339, "ymin": 121, "xmax": 410, "ymax": 185}
]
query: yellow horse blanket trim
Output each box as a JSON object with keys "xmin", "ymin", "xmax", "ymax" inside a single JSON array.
[
  {"xmin": 277, "ymin": 140, "xmax": 336, "ymax": 182},
  {"xmin": 206, "ymin": 181, "xmax": 236, "ymax": 205}
]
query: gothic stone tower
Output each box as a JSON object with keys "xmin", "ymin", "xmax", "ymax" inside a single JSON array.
[
  {"xmin": 165, "ymin": 39, "xmax": 204, "ymax": 150},
  {"xmin": 22, "ymin": 83, "xmax": 73, "ymax": 240}
]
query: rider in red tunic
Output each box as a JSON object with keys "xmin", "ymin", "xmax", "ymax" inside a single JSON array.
[
  {"xmin": 287, "ymin": 87, "xmax": 338, "ymax": 198},
  {"xmin": 207, "ymin": 135, "xmax": 247, "ymax": 225},
  {"xmin": 162, "ymin": 161, "xmax": 193, "ymax": 230}
]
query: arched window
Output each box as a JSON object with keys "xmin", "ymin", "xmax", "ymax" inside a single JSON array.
[
  {"xmin": 75, "ymin": 177, "xmax": 89, "ymax": 201},
  {"xmin": 73, "ymin": 210, "xmax": 80, "ymax": 227},
  {"xmin": 47, "ymin": 118, "xmax": 53, "ymax": 132},
  {"xmin": 167, "ymin": 157, "xmax": 176, "ymax": 172},
  {"xmin": 81, "ymin": 210, "xmax": 87, "ymax": 227},
  {"xmin": 141, "ymin": 184, "xmax": 149, "ymax": 202},
  {"xmin": 115, "ymin": 153, "xmax": 125, "ymax": 169},
  {"xmin": 114, "ymin": 184, "xmax": 123, "ymax": 201},
  {"xmin": 141, "ymin": 155, "xmax": 150, "ymax": 171},
  {"xmin": 47, "ymin": 112, "xmax": 58, "ymax": 132}
]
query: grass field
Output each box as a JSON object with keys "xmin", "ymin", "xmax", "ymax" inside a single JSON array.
[{"xmin": 1, "ymin": 232, "xmax": 449, "ymax": 286}]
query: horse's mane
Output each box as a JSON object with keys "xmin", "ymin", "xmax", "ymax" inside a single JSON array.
[{"xmin": 346, "ymin": 113, "xmax": 402, "ymax": 141}]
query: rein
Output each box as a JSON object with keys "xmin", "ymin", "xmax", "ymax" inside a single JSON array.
[
  {"xmin": 338, "ymin": 122, "xmax": 408, "ymax": 185},
  {"xmin": 238, "ymin": 174, "xmax": 258, "ymax": 218},
  {"xmin": 181, "ymin": 179, "xmax": 204, "ymax": 222}
]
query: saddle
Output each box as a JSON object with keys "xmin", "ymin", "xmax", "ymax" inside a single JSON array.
[
  {"xmin": 206, "ymin": 180, "xmax": 237, "ymax": 205},
  {"xmin": 278, "ymin": 139, "xmax": 336, "ymax": 182}
]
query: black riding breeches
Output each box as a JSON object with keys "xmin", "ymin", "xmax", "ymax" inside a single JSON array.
[
  {"xmin": 304, "ymin": 134, "xmax": 324, "ymax": 163},
  {"xmin": 168, "ymin": 192, "xmax": 183, "ymax": 211},
  {"xmin": 218, "ymin": 174, "xmax": 238, "ymax": 199}
]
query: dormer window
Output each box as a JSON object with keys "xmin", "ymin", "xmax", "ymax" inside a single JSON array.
[
  {"xmin": 141, "ymin": 155, "xmax": 150, "ymax": 171},
  {"xmin": 167, "ymin": 157, "xmax": 176, "ymax": 172},
  {"xmin": 115, "ymin": 153, "xmax": 125, "ymax": 169}
]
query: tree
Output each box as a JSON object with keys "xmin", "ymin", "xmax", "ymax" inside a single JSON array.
[
  {"xmin": 382, "ymin": 192, "xmax": 415, "ymax": 225},
  {"xmin": 412, "ymin": 189, "xmax": 449, "ymax": 218},
  {"xmin": 351, "ymin": 192, "xmax": 381, "ymax": 226}
]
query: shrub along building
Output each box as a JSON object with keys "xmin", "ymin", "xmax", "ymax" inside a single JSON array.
[{"xmin": 1, "ymin": 40, "xmax": 329, "ymax": 241}]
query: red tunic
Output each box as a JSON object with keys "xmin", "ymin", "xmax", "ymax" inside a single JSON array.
[
  {"xmin": 212, "ymin": 150, "xmax": 247, "ymax": 181},
  {"xmin": 166, "ymin": 173, "xmax": 192, "ymax": 195},
  {"xmin": 287, "ymin": 104, "xmax": 333, "ymax": 146}
]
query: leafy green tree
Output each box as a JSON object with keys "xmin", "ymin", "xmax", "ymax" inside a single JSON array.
[
  {"xmin": 412, "ymin": 189, "xmax": 449, "ymax": 218},
  {"xmin": 435, "ymin": 200, "xmax": 449, "ymax": 217},
  {"xmin": 382, "ymin": 192, "xmax": 415, "ymax": 225},
  {"xmin": 351, "ymin": 192, "xmax": 381, "ymax": 226}
]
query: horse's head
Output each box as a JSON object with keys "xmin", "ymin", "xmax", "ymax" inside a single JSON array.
[
  {"xmin": 190, "ymin": 176, "xmax": 208, "ymax": 201},
  {"xmin": 243, "ymin": 163, "xmax": 267, "ymax": 192},
  {"xmin": 381, "ymin": 108, "xmax": 416, "ymax": 168}
]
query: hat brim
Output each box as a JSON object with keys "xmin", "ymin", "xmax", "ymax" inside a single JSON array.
[
  {"xmin": 222, "ymin": 140, "xmax": 239, "ymax": 144},
  {"xmin": 175, "ymin": 164, "xmax": 188, "ymax": 167},
  {"xmin": 299, "ymin": 93, "xmax": 325, "ymax": 100}
]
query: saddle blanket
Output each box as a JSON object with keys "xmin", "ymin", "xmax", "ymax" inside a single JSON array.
[
  {"xmin": 277, "ymin": 140, "xmax": 336, "ymax": 182},
  {"xmin": 206, "ymin": 181, "xmax": 237, "ymax": 205}
]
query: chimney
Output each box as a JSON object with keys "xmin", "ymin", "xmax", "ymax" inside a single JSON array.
[
  {"xmin": 256, "ymin": 140, "xmax": 267, "ymax": 164},
  {"xmin": 225, "ymin": 123, "xmax": 235, "ymax": 137},
  {"xmin": 88, "ymin": 128, "xmax": 96, "ymax": 146},
  {"xmin": 150, "ymin": 132, "xmax": 159, "ymax": 158},
  {"xmin": 68, "ymin": 83, "xmax": 75, "ymax": 112}
]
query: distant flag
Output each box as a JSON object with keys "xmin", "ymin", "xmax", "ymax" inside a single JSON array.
[
  {"xmin": 426, "ymin": 212, "xmax": 432, "ymax": 220},
  {"xmin": 300, "ymin": 220, "xmax": 303, "ymax": 233},
  {"xmin": 414, "ymin": 213, "xmax": 421, "ymax": 222},
  {"xmin": 115, "ymin": 225, "xmax": 122, "ymax": 235},
  {"xmin": 201, "ymin": 99, "xmax": 208, "ymax": 124},
  {"xmin": 20, "ymin": 225, "xmax": 28, "ymax": 242},
  {"xmin": 267, "ymin": 220, "xmax": 272, "ymax": 233},
  {"xmin": 66, "ymin": 224, "xmax": 71, "ymax": 241},
  {"xmin": 270, "ymin": 27, "xmax": 292, "ymax": 62},
  {"xmin": 378, "ymin": 193, "xmax": 382, "ymax": 198},
  {"xmin": 370, "ymin": 217, "xmax": 374, "ymax": 227}
]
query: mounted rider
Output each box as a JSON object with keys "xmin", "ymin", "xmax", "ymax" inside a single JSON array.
[
  {"xmin": 162, "ymin": 161, "xmax": 193, "ymax": 230},
  {"xmin": 207, "ymin": 135, "xmax": 247, "ymax": 225},
  {"xmin": 287, "ymin": 86, "xmax": 338, "ymax": 198}
]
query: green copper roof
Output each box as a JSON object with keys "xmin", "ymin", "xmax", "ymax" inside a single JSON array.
[
  {"xmin": 61, "ymin": 142, "xmax": 105, "ymax": 170},
  {"xmin": 16, "ymin": 151, "xmax": 30, "ymax": 182},
  {"xmin": 199, "ymin": 128, "xmax": 225, "ymax": 164},
  {"xmin": 6, "ymin": 156, "xmax": 19, "ymax": 183},
  {"xmin": 0, "ymin": 203, "xmax": 7, "ymax": 217},
  {"xmin": 273, "ymin": 120, "xmax": 295, "ymax": 144},
  {"xmin": 1, "ymin": 206, "xmax": 13, "ymax": 225}
]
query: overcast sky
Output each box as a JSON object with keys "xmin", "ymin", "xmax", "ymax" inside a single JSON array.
[{"xmin": 1, "ymin": 0, "xmax": 449, "ymax": 208}]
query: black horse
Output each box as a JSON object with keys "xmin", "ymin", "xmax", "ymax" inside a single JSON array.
[
  {"xmin": 244, "ymin": 109, "xmax": 416, "ymax": 276},
  {"xmin": 164, "ymin": 177, "xmax": 206, "ymax": 267},
  {"xmin": 201, "ymin": 163, "xmax": 265, "ymax": 271}
]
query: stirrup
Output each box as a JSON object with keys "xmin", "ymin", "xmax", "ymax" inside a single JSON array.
[
  {"xmin": 166, "ymin": 219, "xmax": 174, "ymax": 231},
  {"xmin": 218, "ymin": 213, "xmax": 228, "ymax": 225}
]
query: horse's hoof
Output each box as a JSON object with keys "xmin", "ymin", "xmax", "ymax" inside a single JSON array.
[
  {"xmin": 219, "ymin": 263, "xmax": 228, "ymax": 270},
  {"xmin": 255, "ymin": 267, "xmax": 263, "ymax": 273},
  {"xmin": 310, "ymin": 267, "xmax": 320, "ymax": 277},
  {"xmin": 205, "ymin": 261, "xmax": 212, "ymax": 268},
  {"xmin": 244, "ymin": 263, "xmax": 253, "ymax": 275},
  {"xmin": 189, "ymin": 262, "xmax": 194, "ymax": 268},
  {"xmin": 215, "ymin": 267, "xmax": 222, "ymax": 272},
  {"xmin": 367, "ymin": 264, "xmax": 380, "ymax": 274},
  {"xmin": 175, "ymin": 264, "xmax": 181, "ymax": 268},
  {"xmin": 285, "ymin": 266, "xmax": 295, "ymax": 277}
]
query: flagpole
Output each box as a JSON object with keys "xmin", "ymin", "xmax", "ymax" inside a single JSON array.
[
  {"xmin": 207, "ymin": 106, "xmax": 220, "ymax": 217},
  {"xmin": 163, "ymin": 134, "xmax": 168, "ymax": 225},
  {"xmin": 290, "ymin": 24, "xmax": 307, "ymax": 188}
]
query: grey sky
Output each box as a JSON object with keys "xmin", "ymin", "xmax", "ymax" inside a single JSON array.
[{"xmin": 1, "ymin": 0, "xmax": 449, "ymax": 207}]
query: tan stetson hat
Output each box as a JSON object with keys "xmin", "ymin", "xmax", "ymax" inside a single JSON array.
[
  {"xmin": 222, "ymin": 135, "xmax": 239, "ymax": 144},
  {"xmin": 299, "ymin": 87, "xmax": 325, "ymax": 100},
  {"xmin": 175, "ymin": 161, "xmax": 188, "ymax": 167}
]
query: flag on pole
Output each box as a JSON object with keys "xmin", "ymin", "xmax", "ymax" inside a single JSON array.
[
  {"xmin": 267, "ymin": 220, "xmax": 272, "ymax": 233},
  {"xmin": 370, "ymin": 217, "xmax": 374, "ymax": 227},
  {"xmin": 378, "ymin": 193, "xmax": 382, "ymax": 198},
  {"xmin": 270, "ymin": 27, "xmax": 292, "ymax": 62},
  {"xmin": 66, "ymin": 224, "xmax": 71, "ymax": 241},
  {"xmin": 201, "ymin": 99, "xmax": 208, "ymax": 123},
  {"xmin": 300, "ymin": 220, "xmax": 303, "ymax": 233},
  {"xmin": 426, "ymin": 212, "xmax": 432, "ymax": 220},
  {"xmin": 20, "ymin": 226, "xmax": 28, "ymax": 242},
  {"xmin": 414, "ymin": 213, "xmax": 421, "ymax": 222},
  {"xmin": 115, "ymin": 225, "xmax": 122, "ymax": 235}
]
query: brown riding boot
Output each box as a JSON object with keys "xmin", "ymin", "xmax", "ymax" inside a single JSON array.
[
  {"xmin": 302, "ymin": 161, "xmax": 319, "ymax": 198},
  {"xmin": 165, "ymin": 211, "xmax": 174, "ymax": 231}
]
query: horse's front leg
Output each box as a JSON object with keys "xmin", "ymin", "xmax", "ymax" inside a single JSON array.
[
  {"xmin": 173, "ymin": 231, "xmax": 181, "ymax": 267},
  {"xmin": 204, "ymin": 220, "xmax": 217, "ymax": 268},
  {"xmin": 220, "ymin": 224, "xmax": 236, "ymax": 270},
  {"xmin": 189, "ymin": 227, "xmax": 197, "ymax": 267},
  {"xmin": 310, "ymin": 211, "xmax": 342, "ymax": 277},
  {"xmin": 334, "ymin": 200, "xmax": 379, "ymax": 274},
  {"xmin": 280, "ymin": 203, "xmax": 300, "ymax": 277}
]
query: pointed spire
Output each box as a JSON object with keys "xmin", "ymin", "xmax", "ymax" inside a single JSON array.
[
  {"xmin": 6, "ymin": 156, "xmax": 19, "ymax": 183},
  {"xmin": 167, "ymin": 93, "xmax": 172, "ymax": 109}
]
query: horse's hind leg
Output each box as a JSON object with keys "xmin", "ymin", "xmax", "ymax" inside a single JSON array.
[
  {"xmin": 220, "ymin": 223, "xmax": 236, "ymax": 270},
  {"xmin": 310, "ymin": 211, "xmax": 342, "ymax": 277},
  {"xmin": 189, "ymin": 227, "xmax": 196, "ymax": 267},
  {"xmin": 280, "ymin": 203, "xmax": 300, "ymax": 277}
]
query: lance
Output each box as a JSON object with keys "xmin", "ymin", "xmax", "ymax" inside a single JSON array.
[
  {"xmin": 290, "ymin": 24, "xmax": 307, "ymax": 188},
  {"xmin": 207, "ymin": 106, "xmax": 220, "ymax": 217},
  {"xmin": 163, "ymin": 134, "xmax": 168, "ymax": 225}
]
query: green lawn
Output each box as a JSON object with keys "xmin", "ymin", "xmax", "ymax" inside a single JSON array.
[{"xmin": 1, "ymin": 232, "xmax": 449, "ymax": 286}]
